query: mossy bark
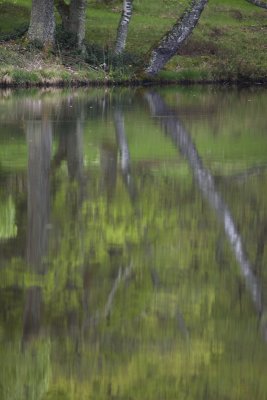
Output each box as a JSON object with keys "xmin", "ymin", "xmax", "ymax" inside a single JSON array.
[
  {"xmin": 28, "ymin": 0, "xmax": 55, "ymax": 47},
  {"xmin": 55, "ymin": 0, "xmax": 87, "ymax": 48}
]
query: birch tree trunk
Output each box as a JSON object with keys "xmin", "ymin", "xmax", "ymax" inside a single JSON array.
[
  {"xmin": 245, "ymin": 0, "xmax": 267, "ymax": 9},
  {"xmin": 114, "ymin": 0, "xmax": 133, "ymax": 54},
  {"xmin": 28, "ymin": 0, "xmax": 55, "ymax": 47},
  {"xmin": 145, "ymin": 0, "xmax": 208, "ymax": 76}
]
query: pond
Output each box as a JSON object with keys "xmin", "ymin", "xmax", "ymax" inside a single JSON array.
[{"xmin": 0, "ymin": 85, "xmax": 267, "ymax": 400}]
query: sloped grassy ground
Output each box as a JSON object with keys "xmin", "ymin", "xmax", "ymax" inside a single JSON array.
[{"xmin": 0, "ymin": 0, "xmax": 266, "ymax": 85}]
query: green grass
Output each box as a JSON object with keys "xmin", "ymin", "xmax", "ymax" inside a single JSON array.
[
  {"xmin": 0, "ymin": 2, "xmax": 29, "ymax": 37},
  {"xmin": 0, "ymin": 0, "xmax": 266, "ymax": 85}
]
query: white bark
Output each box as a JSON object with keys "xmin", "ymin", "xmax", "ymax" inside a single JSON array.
[
  {"xmin": 115, "ymin": 0, "xmax": 133, "ymax": 54},
  {"xmin": 145, "ymin": 0, "xmax": 208, "ymax": 76}
]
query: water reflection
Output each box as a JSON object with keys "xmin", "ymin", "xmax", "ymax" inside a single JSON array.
[
  {"xmin": 26, "ymin": 103, "xmax": 52, "ymax": 270},
  {"xmin": 145, "ymin": 92, "xmax": 264, "ymax": 326},
  {"xmin": 53, "ymin": 97, "xmax": 85, "ymax": 183},
  {"xmin": 0, "ymin": 87, "xmax": 267, "ymax": 400},
  {"xmin": 114, "ymin": 108, "xmax": 137, "ymax": 202},
  {"xmin": 23, "ymin": 103, "xmax": 52, "ymax": 346}
]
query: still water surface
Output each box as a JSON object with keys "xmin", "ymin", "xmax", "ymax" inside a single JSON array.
[{"xmin": 0, "ymin": 86, "xmax": 267, "ymax": 400}]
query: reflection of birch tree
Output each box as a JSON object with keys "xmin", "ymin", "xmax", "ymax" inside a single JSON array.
[
  {"xmin": 100, "ymin": 141, "xmax": 118, "ymax": 199},
  {"xmin": 114, "ymin": 108, "xmax": 136, "ymax": 202},
  {"xmin": 145, "ymin": 91, "xmax": 267, "ymax": 339}
]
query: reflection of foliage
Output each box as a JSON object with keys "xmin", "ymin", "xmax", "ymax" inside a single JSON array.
[
  {"xmin": 0, "ymin": 88, "xmax": 267, "ymax": 399},
  {"xmin": 0, "ymin": 339, "xmax": 51, "ymax": 400},
  {"xmin": 0, "ymin": 196, "xmax": 17, "ymax": 239}
]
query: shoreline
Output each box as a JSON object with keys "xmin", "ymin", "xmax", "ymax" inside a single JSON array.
[
  {"xmin": 0, "ymin": 76, "xmax": 266, "ymax": 89},
  {"xmin": 0, "ymin": 0, "xmax": 266, "ymax": 91}
]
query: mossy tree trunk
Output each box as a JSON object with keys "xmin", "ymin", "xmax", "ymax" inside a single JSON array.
[
  {"xmin": 145, "ymin": 0, "xmax": 208, "ymax": 76},
  {"xmin": 28, "ymin": 0, "xmax": 55, "ymax": 47},
  {"xmin": 114, "ymin": 0, "xmax": 133, "ymax": 54},
  {"xmin": 55, "ymin": 0, "xmax": 87, "ymax": 48}
]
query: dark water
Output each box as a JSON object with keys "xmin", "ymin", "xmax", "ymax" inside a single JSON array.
[{"xmin": 0, "ymin": 86, "xmax": 267, "ymax": 400}]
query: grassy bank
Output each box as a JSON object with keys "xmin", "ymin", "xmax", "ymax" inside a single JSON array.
[{"xmin": 0, "ymin": 0, "xmax": 266, "ymax": 86}]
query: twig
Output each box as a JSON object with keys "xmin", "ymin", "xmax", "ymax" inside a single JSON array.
[{"xmin": 104, "ymin": 263, "xmax": 133, "ymax": 319}]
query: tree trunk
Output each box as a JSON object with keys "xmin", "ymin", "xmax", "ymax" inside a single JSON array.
[
  {"xmin": 246, "ymin": 0, "xmax": 267, "ymax": 9},
  {"xmin": 145, "ymin": 0, "xmax": 208, "ymax": 76},
  {"xmin": 69, "ymin": 0, "xmax": 87, "ymax": 47},
  {"xmin": 28, "ymin": 0, "xmax": 55, "ymax": 47},
  {"xmin": 100, "ymin": 142, "xmax": 118, "ymax": 200},
  {"xmin": 114, "ymin": 0, "xmax": 133, "ymax": 54},
  {"xmin": 55, "ymin": 0, "xmax": 87, "ymax": 48},
  {"xmin": 55, "ymin": 0, "xmax": 70, "ymax": 29}
]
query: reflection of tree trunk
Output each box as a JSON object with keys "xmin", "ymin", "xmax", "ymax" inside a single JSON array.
[
  {"xmin": 53, "ymin": 109, "xmax": 84, "ymax": 185},
  {"xmin": 100, "ymin": 142, "xmax": 118, "ymax": 200},
  {"xmin": 26, "ymin": 118, "xmax": 52, "ymax": 272},
  {"xmin": 66, "ymin": 117, "xmax": 84, "ymax": 183},
  {"xmin": 23, "ymin": 115, "xmax": 52, "ymax": 346},
  {"xmin": 114, "ymin": 109, "xmax": 136, "ymax": 202},
  {"xmin": 145, "ymin": 92, "xmax": 264, "ymax": 320},
  {"xmin": 22, "ymin": 286, "xmax": 42, "ymax": 345}
]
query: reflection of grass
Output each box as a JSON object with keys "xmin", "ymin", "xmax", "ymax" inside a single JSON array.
[
  {"xmin": 0, "ymin": 196, "xmax": 17, "ymax": 240},
  {"xmin": 0, "ymin": 90, "xmax": 267, "ymax": 400},
  {"xmin": 0, "ymin": 338, "xmax": 51, "ymax": 400},
  {"xmin": 0, "ymin": 141, "xmax": 27, "ymax": 170}
]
